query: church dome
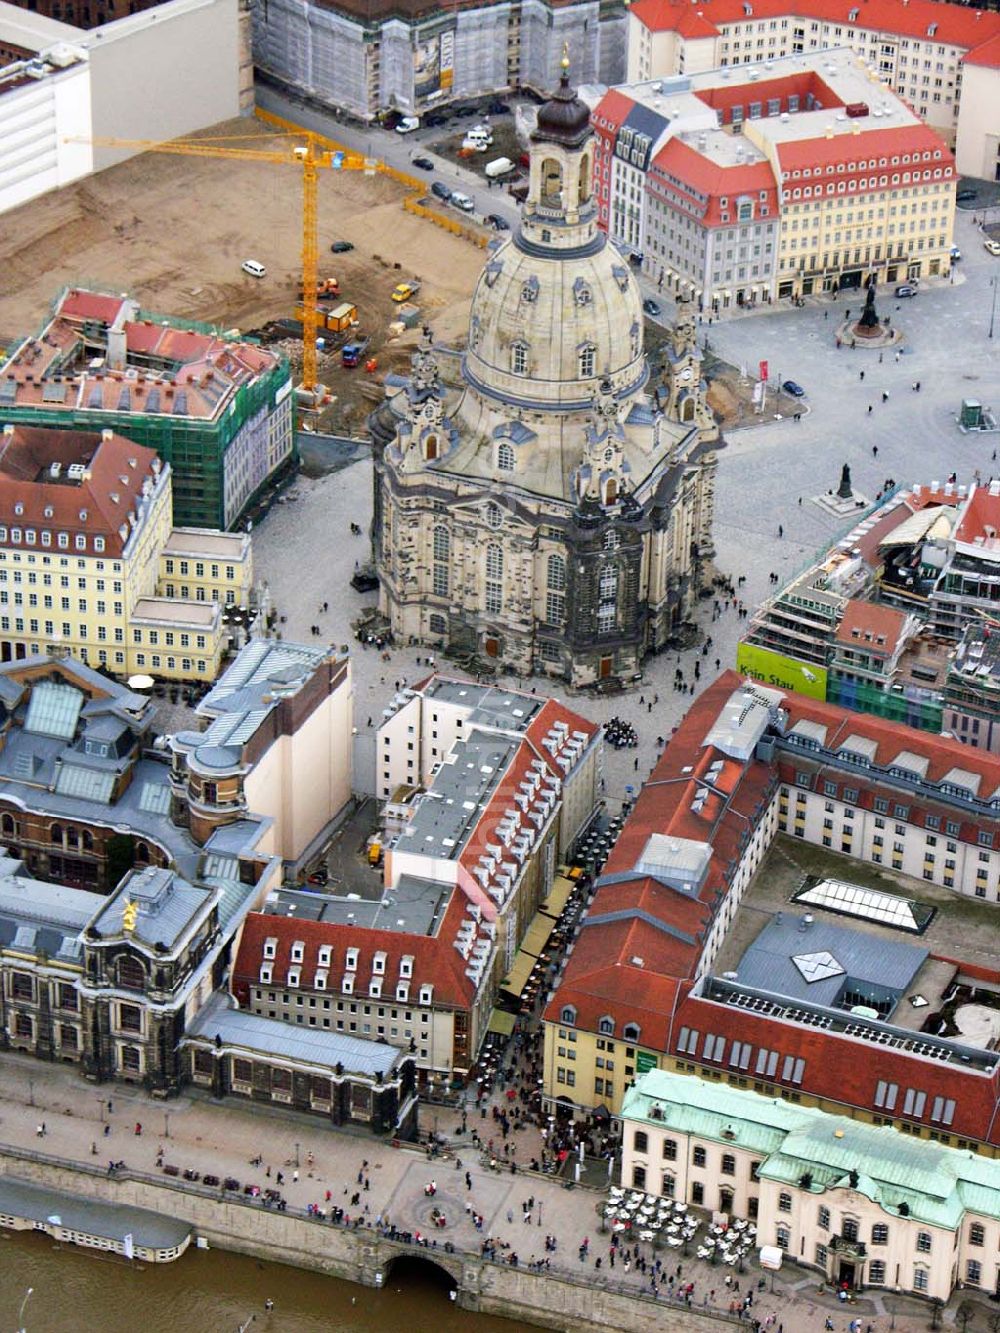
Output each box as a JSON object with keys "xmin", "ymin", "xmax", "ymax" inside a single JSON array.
[
  {"xmin": 534, "ymin": 71, "xmax": 592, "ymax": 149},
  {"xmin": 463, "ymin": 233, "xmax": 646, "ymax": 409}
]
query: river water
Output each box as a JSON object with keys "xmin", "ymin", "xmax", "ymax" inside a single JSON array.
[{"xmin": 0, "ymin": 1232, "xmax": 533, "ymax": 1333}]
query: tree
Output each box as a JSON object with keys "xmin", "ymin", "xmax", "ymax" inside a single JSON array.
[{"xmin": 955, "ymin": 1301, "xmax": 977, "ymax": 1332}]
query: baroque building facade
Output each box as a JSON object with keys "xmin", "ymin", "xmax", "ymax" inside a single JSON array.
[{"xmin": 371, "ymin": 66, "xmax": 720, "ymax": 687}]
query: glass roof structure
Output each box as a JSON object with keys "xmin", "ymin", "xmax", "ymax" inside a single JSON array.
[
  {"xmin": 54, "ymin": 764, "xmax": 116, "ymax": 803},
  {"xmin": 24, "ymin": 682, "xmax": 84, "ymax": 741},
  {"xmin": 793, "ymin": 878, "xmax": 934, "ymax": 934}
]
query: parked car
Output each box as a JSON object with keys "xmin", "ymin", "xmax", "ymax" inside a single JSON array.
[
  {"xmin": 485, "ymin": 213, "xmax": 510, "ymax": 230},
  {"xmin": 950, "ymin": 245, "xmax": 962, "ymax": 261},
  {"xmin": 488, "ymin": 100, "xmax": 511, "ymax": 114},
  {"xmin": 424, "ymin": 112, "xmax": 447, "ymax": 128},
  {"xmin": 330, "ymin": 240, "xmax": 354, "ymax": 253},
  {"xmin": 412, "ymin": 156, "xmax": 434, "ymax": 171},
  {"xmin": 642, "ymin": 298, "xmax": 662, "ymax": 318},
  {"xmin": 781, "ymin": 379, "xmax": 805, "ymax": 397},
  {"xmin": 455, "ymin": 105, "xmax": 477, "ymax": 118},
  {"xmin": 431, "ymin": 181, "xmax": 453, "ymax": 202},
  {"xmin": 985, "ymin": 239, "xmax": 1000, "ymax": 257},
  {"xmin": 450, "ymin": 191, "xmax": 475, "ymax": 212},
  {"xmin": 241, "ymin": 259, "xmax": 266, "ymax": 278},
  {"xmin": 395, "ymin": 116, "xmax": 420, "ymax": 134},
  {"xmin": 895, "ymin": 284, "xmax": 918, "ymax": 297},
  {"xmin": 956, "ymin": 188, "xmax": 977, "ymax": 203},
  {"xmin": 391, "ymin": 281, "xmax": 421, "ymax": 303}
]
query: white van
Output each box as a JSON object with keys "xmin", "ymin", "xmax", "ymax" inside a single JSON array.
[
  {"xmin": 463, "ymin": 127, "xmax": 493, "ymax": 151},
  {"xmin": 396, "ymin": 116, "xmax": 420, "ymax": 134},
  {"xmin": 485, "ymin": 157, "xmax": 514, "ymax": 179},
  {"xmin": 241, "ymin": 259, "xmax": 266, "ymax": 278}
]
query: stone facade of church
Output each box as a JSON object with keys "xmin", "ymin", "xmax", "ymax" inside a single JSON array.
[{"xmin": 370, "ymin": 70, "xmax": 720, "ymax": 687}]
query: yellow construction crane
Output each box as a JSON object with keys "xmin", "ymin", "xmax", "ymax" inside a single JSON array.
[{"xmin": 70, "ymin": 130, "xmax": 373, "ymax": 396}]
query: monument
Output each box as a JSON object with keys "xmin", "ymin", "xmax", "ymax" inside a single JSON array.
[
  {"xmin": 854, "ymin": 281, "xmax": 882, "ymax": 339},
  {"xmin": 837, "ymin": 463, "xmax": 853, "ymax": 500}
]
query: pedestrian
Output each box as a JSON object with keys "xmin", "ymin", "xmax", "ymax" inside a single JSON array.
[
  {"xmin": 777, "ymin": 524, "xmax": 783, "ymax": 538},
  {"xmin": 872, "ymin": 444, "xmax": 878, "ymax": 456},
  {"xmin": 293, "ymin": 1169, "xmax": 299, "ymax": 1183},
  {"xmin": 134, "ymin": 1122, "xmax": 142, "ymax": 1136},
  {"xmin": 859, "ymin": 369, "xmax": 864, "ymax": 381},
  {"xmin": 104, "ymin": 1123, "xmax": 110, "ymax": 1137},
  {"xmin": 867, "ymin": 404, "xmax": 873, "ymax": 414}
]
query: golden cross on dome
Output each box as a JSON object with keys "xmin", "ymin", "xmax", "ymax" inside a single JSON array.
[
  {"xmin": 561, "ymin": 42, "xmax": 570, "ymax": 72},
  {"xmin": 122, "ymin": 899, "xmax": 139, "ymax": 933}
]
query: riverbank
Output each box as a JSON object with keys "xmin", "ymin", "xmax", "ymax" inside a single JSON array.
[{"xmin": 0, "ymin": 1144, "xmax": 740, "ymax": 1333}]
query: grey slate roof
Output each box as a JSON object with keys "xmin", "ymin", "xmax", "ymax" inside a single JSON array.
[
  {"xmin": 92, "ymin": 866, "xmax": 212, "ymax": 950},
  {"xmin": 0, "ymin": 868, "xmax": 102, "ymax": 962},
  {"xmin": 0, "ymin": 1175, "xmax": 191, "ymax": 1250},
  {"xmin": 186, "ymin": 992, "xmax": 406, "ymax": 1078},
  {"xmin": 735, "ymin": 916, "xmax": 928, "ymax": 1011}
]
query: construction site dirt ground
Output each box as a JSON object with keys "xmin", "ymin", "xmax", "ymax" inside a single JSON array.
[{"xmin": 0, "ymin": 117, "xmax": 487, "ymax": 434}]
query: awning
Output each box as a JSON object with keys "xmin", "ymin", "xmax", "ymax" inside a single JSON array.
[
  {"xmin": 487, "ymin": 1008, "xmax": 516, "ymax": 1037},
  {"xmin": 500, "ymin": 950, "xmax": 537, "ymax": 998},
  {"xmin": 520, "ymin": 911, "xmax": 556, "ymax": 959},
  {"xmin": 540, "ymin": 875, "xmax": 575, "ymax": 920}
]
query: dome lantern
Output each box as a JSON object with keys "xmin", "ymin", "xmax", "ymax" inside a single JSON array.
[{"xmin": 523, "ymin": 49, "xmax": 597, "ymax": 250}]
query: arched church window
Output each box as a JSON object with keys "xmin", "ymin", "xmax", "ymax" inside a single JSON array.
[
  {"xmin": 485, "ymin": 545, "xmax": 503, "ymax": 616},
  {"xmin": 547, "ymin": 554, "xmax": 566, "ymax": 592},
  {"xmin": 424, "ymin": 433, "xmax": 439, "ymax": 461},
  {"xmin": 603, "ymin": 530, "xmax": 621, "ymax": 552},
  {"xmin": 497, "ymin": 442, "xmax": 515, "ymax": 472},
  {"xmin": 540, "ymin": 157, "xmax": 562, "ymax": 203},
  {"xmin": 599, "ymin": 564, "xmax": 618, "ymax": 601},
  {"xmin": 484, "ymin": 501, "xmax": 503, "ymax": 530},
  {"xmin": 579, "ymin": 344, "xmax": 596, "ymax": 378},
  {"xmin": 579, "ymin": 153, "xmax": 591, "ymax": 203},
  {"xmin": 511, "ymin": 342, "xmax": 529, "ymax": 376},
  {"xmin": 429, "ymin": 613, "xmax": 447, "ymax": 636},
  {"xmin": 682, "ymin": 398, "xmax": 696, "ymax": 423},
  {"xmin": 545, "ymin": 554, "xmax": 566, "ymax": 625},
  {"xmin": 433, "ymin": 525, "xmax": 449, "ymax": 597}
]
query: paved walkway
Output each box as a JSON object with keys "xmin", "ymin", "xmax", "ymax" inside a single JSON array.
[{"xmin": 1, "ymin": 1050, "xmax": 985, "ymax": 1330}]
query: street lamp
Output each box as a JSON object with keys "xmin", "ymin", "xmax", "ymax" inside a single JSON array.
[
  {"xmin": 163, "ymin": 1111, "xmax": 171, "ymax": 1139},
  {"xmin": 97, "ymin": 1097, "xmax": 105, "ymax": 1124},
  {"xmin": 990, "ymin": 275, "xmax": 998, "ymax": 341},
  {"xmin": 27, "ymin": 1078, "xmax": 34, "ymax": 1108},
  {"xmin": 537, "ymin": 1200, "xmax": 542, "ymax": 1229},
  {"xmin": 294, "ymin": 1142, "xmax": 300, "ymax": 1168},
  {"xmin": 18, "ymin": 1287, "xmax": 33, "ymax": 1333}
]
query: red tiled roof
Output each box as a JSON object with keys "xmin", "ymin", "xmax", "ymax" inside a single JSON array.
[
  {"xmin": 57, "ymin": 289, "xmax": 127, "ymax": 325},
  {"xmin": 954, "ymin": 484, "xmax": 1000, "ymax": 548},
  {"xmin": 780, "ymin": 690, "xmax": 1000, "ymax": 794},
  {"xmin": 833, "ymin": 599, "xmax": 908, "ymax": 654},
  {"xmin": 670, "ymin": 990, "xmax": 1000, "ymax": 1145},
  {"xmin": 232, "ymin": 896, "xmax": 478, "ymax": 1012},
  {"xmin": 628, "ymin": 0, "xmax": 1000, "ymax": 52},
  {"xmin": 0, "ymin": 426, "xmax": 161, "ymax": 557},
  {"xmin": 592, "ymin": 88, "xmax": 639, "ymax": 134},
  {"xmin": 693, "ymin": 70, "xmax": 842, "ymax": 116},
  {"xmin": 650, "ymin": 137, "xmax": 778, "ymax": 225},
  {"xmin": 545, "ymin": 673, "xmax": 774, "ymax": 1038},
  {"xmin": 964, "ymin": 31, "xmax": 1000, "ymax": 69},
  {"xmin": 775, "ymin": 120, "xmax": 953, "ymax": 175}
]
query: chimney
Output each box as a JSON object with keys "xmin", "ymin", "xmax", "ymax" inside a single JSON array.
[{"xmin": 107, "ymin": 326, "xmax": 127, "ymax": 372}]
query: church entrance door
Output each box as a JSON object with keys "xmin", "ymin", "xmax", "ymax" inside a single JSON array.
[
  {"xmin": 484, "ymin": 636, "xmax": 500, "ymax": 658},
  {"xmin": 599, "ymin": 656, "xmax": 613, "ymax": 679}
]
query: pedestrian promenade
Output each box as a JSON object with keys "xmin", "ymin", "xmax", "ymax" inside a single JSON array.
[{"xmin": 2, "ymin": 1051, "xmax": 990, "ymax": 1330}]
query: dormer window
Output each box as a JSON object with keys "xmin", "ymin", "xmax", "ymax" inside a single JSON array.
[
  {"xmin": 346, "ymin": 948, "xmax": 358, "ymax": 971},
  {"xmin": 13, "ymin": 504, "xmax": 23, "ymax": 516},
  {"xmin": 315, "ymin": 969, "xmax": 327, "ymax": 991},
  {"xmin": 598, "ymin": 1015, "xmax": 615, "ymax": 1036},
  {"xmin": 259, "ymin": 964, "xmax": 272, "ymax": 984},
  {"xmin": 318, "ymin": 945, "xmax": 332, "ymax": 968},
  {"xmin": 263, "ymin": 937, "xmax": 277, "ymax": 960},
  {"xmin": 287, "ymin": 966, "xmax": 300, "ymax": 987},
  {"xmin": 343, "ymin": 974, "xmax": 354, "ymax": 995},
  {"xmin": 561, "ymin": 1005, "xmax": 577, "ymax": 1025},
  {"xmin": 291, "ymin": 940, "xmax": 304, "ymax": 964},
  {"xmin": 400, "ymin": 955, "xmax": 414, "ymax": 978},
  {"xmin": 396, "ymin": 981, "xmax": 410, "ymax": 1002},
  {"xmin": 373, "ymin": 951, "xmax": 386, "ymax": 975},
  {"xmin": 369, "ymin": 978, "xmax": 382, "ymax": 998},
  {"xmin": 419, "ymin": 984, "xmax": 433, "ymax": 1006}
]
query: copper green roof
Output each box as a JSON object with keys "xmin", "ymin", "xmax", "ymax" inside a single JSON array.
[{"xmin": 626, "ymin": 1069, "xmax": 1000, "ymax": 1229}]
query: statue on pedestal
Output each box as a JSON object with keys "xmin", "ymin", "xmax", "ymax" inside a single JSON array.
[
  {"xmin": 857, "ymin": 281, "xmax": 880, "ymax": 331},
  {"xmin": 837, "ymin": 463, "xmax": 853, "ymax": 500}
]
